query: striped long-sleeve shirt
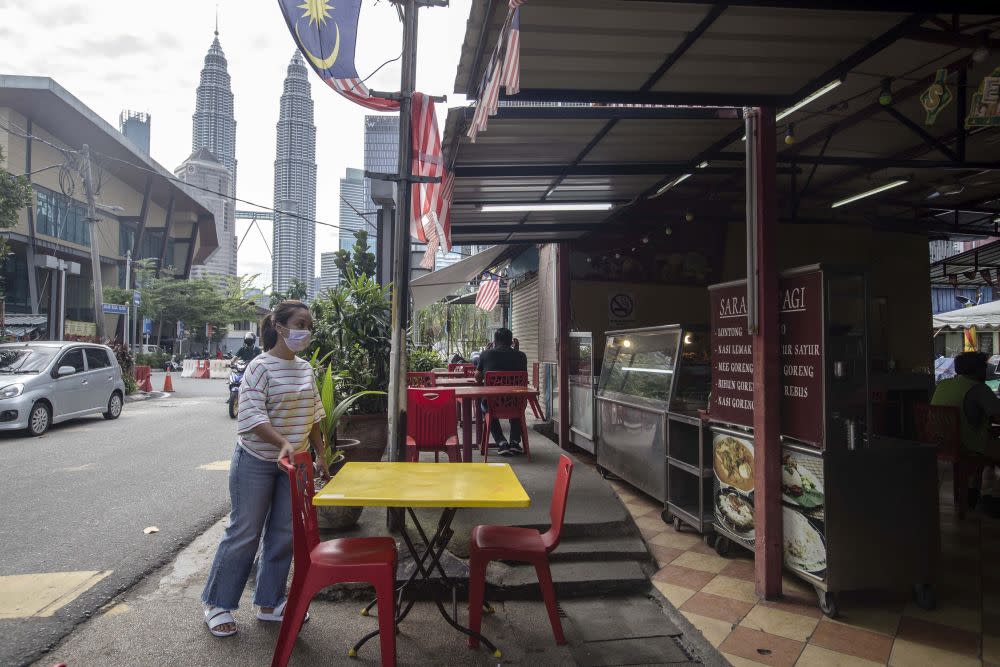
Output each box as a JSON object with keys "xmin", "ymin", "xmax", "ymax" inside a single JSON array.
[{"xmin": 236, "ymin": 352, "xmax": 325, "ymax": 461}]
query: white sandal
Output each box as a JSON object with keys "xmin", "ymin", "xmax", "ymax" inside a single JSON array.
[
  {"xmin": 204, "ymin": 606, "xmax": 237, "ymax": 638},
  {"xmin": 256, "ymin": 599, "xmax": 309, "ymax": 623}
]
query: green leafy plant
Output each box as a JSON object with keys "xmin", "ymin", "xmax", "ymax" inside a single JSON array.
[
  {"xmin": 408, "ymin": 347, "xmax": 443, "ymax": 372},
  {"xmin": 309, "ymin": 349, "xmax": 385, "ymax": 468}
]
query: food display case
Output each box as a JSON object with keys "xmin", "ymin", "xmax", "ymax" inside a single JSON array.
[
  {"xmin": 595, "ymin": 325, "xmax": 711, "ymax": 504},
  {"xmin": 706, "ymin": 265, "xmax": 939, "ymax": 616},
  {"xmin": 568, "ymin": 332, "xmax": 596, "ymax": 454}
]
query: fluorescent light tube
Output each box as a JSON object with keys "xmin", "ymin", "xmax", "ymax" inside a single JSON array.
[
  {"xmin": 831, "ymin": 179, "xmax": 908, "ymax": 208},
  {"xmin": 697, "ymin": 161, "xmax": 710, "ymax": 169},
  {"xmin": 621, "ymin": 367, "xmax": 674, "ymax": 374},
  {"xmin": 479, "ymin": 202, "xmax": 613, "ymax": 212},
  {"xmin": 776, "ymin": 79, "xmax": 843, "ymax": 121},
  {"xmin": 654, "ymin": 173, "xmax": 692, "ymax": 197}
]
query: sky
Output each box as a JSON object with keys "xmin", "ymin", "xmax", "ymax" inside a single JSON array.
[{"xmin": 0, "ymin": 0, "xmax": 472, "ymax": 289}]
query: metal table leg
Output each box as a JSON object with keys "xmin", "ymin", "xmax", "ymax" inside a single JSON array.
[{"xmin": 351, "ymin": 507, "xmax": 502, "ymax": 658}]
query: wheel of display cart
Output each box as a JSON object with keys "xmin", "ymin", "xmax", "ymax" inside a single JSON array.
[
  {"xmin": 714, "ymin": 535, "xmax": 731, "ymax": 557},
  {"xmin": 913, "ymin": 583, "xmax": 936, "ymax": 611},
  {"xmin": 672, "ymin": 516, "xmax": 683, "ymax": 532},
  {"xmin": 704, "ymin": 534, "xmax": 718, "ymax": 548},
  {"xmin": 597, "ymin": 465, "xmax": 610, "ymax": 480},
  {"xmin": 816, "ymin": 588, "xmax": 838, "ymax": 618},
  {"xmin": 661, "ymin": 509, "xmax": 672, "ymax": 524}
]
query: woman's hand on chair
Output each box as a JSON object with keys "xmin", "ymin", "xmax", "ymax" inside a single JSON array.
[{"xmin": 277, "ymin": 439, "xmax": 295, "ymax": 466}]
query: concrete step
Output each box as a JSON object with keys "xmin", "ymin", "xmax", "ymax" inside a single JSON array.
[
  {"xmin": 548, "ymin": 534, "xmax": 651, "ymax": 563},
  {"xmin": 487, "ymin": 559, "xmax": 651, "ymax": 600}
]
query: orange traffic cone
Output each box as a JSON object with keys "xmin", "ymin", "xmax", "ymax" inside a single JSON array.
[{"xmin": 163, "ymin": 371, "xmax": 174, "ymax": 392}]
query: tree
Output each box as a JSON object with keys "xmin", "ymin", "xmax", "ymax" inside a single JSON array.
[
  {"xmin": 0, "ymin": 147, "xmax": 31, "ymax": 232},
  {"xmin": 0, "ymin": 147, "xmax": 32, "ymax": 292},
  {"xmin": 269, "ymin": 277, "xmax": 308, "ymax": 307},
  {"xmin": 333, "ymin": 230, "xmax": 376, "ymax": 279}
]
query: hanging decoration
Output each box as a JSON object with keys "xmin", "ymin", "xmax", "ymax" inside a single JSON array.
[
  {"xmin": 919, "ymin": 68, "xmax": 953, "ymax": 126},
  {"xmin": 277, "ymin": 1, "xmax": 454, "ymax": 257},
  {"xmin": 277, "ymin": 0, "xmax": 398, "ymax": 111},
  {"xmin": 965, "ymin": 66, "xmax": 1000, "ymax": 128},
  {"xmin": 467, "ymin": 1, "xmax": 526, "ymax": 141},
  {"xmin": 982, "ymin": 269, "xmax": 994, "ymax": 287}
]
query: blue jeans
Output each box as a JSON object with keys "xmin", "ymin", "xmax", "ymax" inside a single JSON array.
[
  {"xmin": 201, "ymin": 446, "xmax": 293, "ymax": 610},
  {"xmin": 481, "ymin": 399, "xmax": 521, "ymax": 446}
]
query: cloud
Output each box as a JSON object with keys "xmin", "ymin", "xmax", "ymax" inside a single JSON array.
[
  {"xmin": 71, "ymin": 34, "xmax": 147, "ymax": 58},
  {"xmin": 35, "ymin": 3, "xmax": 89, "ymax": 25}
]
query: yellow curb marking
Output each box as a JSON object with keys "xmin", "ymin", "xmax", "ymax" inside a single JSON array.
[
  {"xmin": 198, "ymin": 460, "xmax": 230, "ymax": 471},
  {"xmin": 0, "ymin": 570, "xmax": 112, "ymax": 619}
]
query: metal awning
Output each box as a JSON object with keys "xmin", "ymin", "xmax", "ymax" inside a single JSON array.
[
  {"xmin": 930, "ymin": 239, "xmax": 1000, "ymax": 287},
  {"xmin": 443, "ymin": 3, "xmax": 1000, "ymax": 245},
  {"xmin": 934, "ymin": 299, "xmax": 1000, "ymax": 330},
  {"xmin": 410, "ymin": 245, "xmax": 515, "ymax": 310}
]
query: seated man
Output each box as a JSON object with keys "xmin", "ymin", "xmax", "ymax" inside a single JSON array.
[
  {"xmin": 476, "ymin": 328, "xmax": 528, "ymax": 457},
  {"xmin": 931, "ymin": 351, "xmax": 1000, "ymax": 507}
]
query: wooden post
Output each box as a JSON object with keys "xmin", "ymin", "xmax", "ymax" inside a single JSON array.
[
  {"xmin": 749, "ymin": 107, "xmax": 782, "ymax": 599},
  {"xmin": 557, "ymin": 242, "xmax": 571, "ymax": 450}
]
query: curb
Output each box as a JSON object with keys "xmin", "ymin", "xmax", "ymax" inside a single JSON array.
[{"xmin": 125, "ymin": 391, "xmax": 168, "ymax": 403}]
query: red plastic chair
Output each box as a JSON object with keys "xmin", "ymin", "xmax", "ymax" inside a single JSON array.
[
  {"xmin": 272, "ymin": 453, "xmax": 398, "ymax": 667},
  {"xmin": 468, "ymin": 455, "xmax": 574, "ymax": 649},
  {"xmin": 462, "ymin": 365, "xmax": 478, "ymax": 378},
  {"xmin": 480, "ymin": 373, "xmax": 532, "ymax": 461},
  {"xmin": 448, "ymin": 363, "xmax": 475, "ymax": 373},
  {"xmin": 914, "ymin": 403, "xmax": 997, "ymax": 519},
  {"xmin": 485, "ymin": 370, "xmax": 542, "ymax": 419},
  {"xmin": 407, "ymin": 371, "xmax": 437, "ymax": 388},
  {"xmin": 406, "ymin": 388, "xmax": 461, "ymax": 462}
]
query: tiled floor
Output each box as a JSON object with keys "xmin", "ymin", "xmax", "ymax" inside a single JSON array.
[{"xmin": 609, "ymin": 475, "xmax": 1000, "ymax": 667}]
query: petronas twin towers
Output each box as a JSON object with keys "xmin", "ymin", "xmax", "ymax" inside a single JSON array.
[{"xmin": 184, "ymin": 31, "xmax": 317, "ymax": 297}]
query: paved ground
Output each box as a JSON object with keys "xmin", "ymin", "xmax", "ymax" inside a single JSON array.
[
  {"xmin": 0, "ymin": 376, "xmax": 236, "ymax": 667},
  {"xmin": 40, "ymin": 517, "xmax": 715, "ymax": 667}
]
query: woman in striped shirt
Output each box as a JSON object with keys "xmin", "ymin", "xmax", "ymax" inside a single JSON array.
[{"xmin": 201, "ymin": 300, "xmax": 329, "ymax": 637}]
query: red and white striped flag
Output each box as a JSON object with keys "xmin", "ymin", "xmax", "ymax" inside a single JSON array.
[
  {"xmin": 475, "ymin": 277, "xmax": 501, "ymax": 312},
  {"xmin": 325, "ymin": 78, "xmax": 400, "ymax": 112},
  {"xmin": 467, "ymin": 1, "xmax": 526, "ymax": 142},
  {"xmin": 499, "ymin": 7, "xmax": 521, "ymax": 95},
  {"xmin": 410, "ymin": 93, "xmax": 452, "ymax": 257}
]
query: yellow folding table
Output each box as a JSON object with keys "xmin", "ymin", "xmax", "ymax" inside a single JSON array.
[{"xmin": 313, "ymin": 462, "xmax": 530, "ymax": 658}]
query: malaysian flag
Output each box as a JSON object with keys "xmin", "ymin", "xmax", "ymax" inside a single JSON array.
[
  {"xmin": 278, "ymin": 0, "xmax": 399, "ymax": 112},
  {"xmin": 467, "ymin": 1, "xmax": 527, "ymax": 142},
  {"xmin": 475, "ymin": 277, "xmax": 501, "ymax": 312}
]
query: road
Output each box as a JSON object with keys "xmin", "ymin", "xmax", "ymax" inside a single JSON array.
[{"xmin": 0, "ymin": 375, "xmax": 239, "ymax": 667}]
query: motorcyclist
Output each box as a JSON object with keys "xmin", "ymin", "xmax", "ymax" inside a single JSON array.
[{"xmin": 235, "ymin": 333, "xmax": 262, "ymax": 364}]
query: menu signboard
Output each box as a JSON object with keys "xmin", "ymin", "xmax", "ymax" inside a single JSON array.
[
  {"xmin": 780, "ymin": 271, "xmax": 824, "ymax": 446},
  {"xmin": 709, "ymin": 268, "xmax": 826, "ymax": 447},
  {"xmin": 709, "ymin": 283, "xmax": 753, "ymax": 428}
]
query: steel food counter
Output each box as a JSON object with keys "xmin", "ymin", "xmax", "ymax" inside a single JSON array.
[{"xmin": 595, "ymin": 325, "xmax": 710, "ymax": 504}]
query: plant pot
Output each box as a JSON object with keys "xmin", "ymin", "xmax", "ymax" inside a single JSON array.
[
  {"xmin": 339, "ymin": 412, "xmax": 389, "ymax": 462},
  {"xmin": 315, "ymin": 440, "xmax": 363, "ymax": 531}
]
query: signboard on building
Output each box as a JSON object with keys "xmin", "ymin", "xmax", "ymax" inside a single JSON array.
[
  {"xmin": 708, "ymin": 282, "xmax": 754, "ymax": 428},
  {"xmin": 779, "ymin": 271, "xmax": 824, "ymax": 446},
  {"xmin": 133, "ymin": 290, "xmax": 141, "ymax": 307},
  {"xmin": 102, "ymin": 303, "xmax": 128, "ymax": 315},
  {"xmin": 65, "ymin": 320, "xmax": 97, "ymax": 337},
  {"xmin": 709, "ymin": 269, "xmax": 825, "ymax": 446}
]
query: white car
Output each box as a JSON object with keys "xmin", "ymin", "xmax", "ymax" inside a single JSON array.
[{"xmin": 0, "ymin": 342, "xmax": 127, "ymax": 436}]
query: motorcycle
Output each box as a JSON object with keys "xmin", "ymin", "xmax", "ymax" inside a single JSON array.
[{"xmin": 228, "ymin": 360, "xmax": 247, "ymax": 419}]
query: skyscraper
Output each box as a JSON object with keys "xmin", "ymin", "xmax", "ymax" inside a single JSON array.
[
  {"xmin": 339, "ymin": 168, "xmax": 369, "ymax": 254},
  {"xmin": 320, "ymin": 252, "xmax": 340, "ymax": 293},
  {"xmin": 183, "ymin": 29, "xmax": 237, "ymax": 280},
  {"xmin": 272, "ymin": 51, "xmax": 317, "ymax": 298},
  {"xmin": 363, "ymin": 114, "xmax": 398, "ymax": 217}
]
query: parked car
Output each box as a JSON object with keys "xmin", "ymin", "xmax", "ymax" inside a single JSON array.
[
  {"xmin": 0, "ymin": 342, "xmax": 126, "ymax": 436},
  {"xmin": 132, "ymin": 344, "xmax": 163, "ymax": 355}
]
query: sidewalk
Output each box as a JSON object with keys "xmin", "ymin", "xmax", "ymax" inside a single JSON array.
[{"xmin": 38, "ymin": 432, "xmax": 725, "ymax": 666}]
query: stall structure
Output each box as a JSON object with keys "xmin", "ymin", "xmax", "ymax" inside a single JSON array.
[
  {"xmin": 707, "ymin": 265, "xmax": 938, "ymax": 615},
  {"xmin": 567, "ymin": 332, "xmax": 597, "ymax": 454},
  {"xmin": 441, "ymin": 1, "xmax": 1000, "ymax": 600}
]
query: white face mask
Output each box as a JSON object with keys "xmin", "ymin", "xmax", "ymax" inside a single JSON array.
[{"xmin": 281, "ymin": 328, "xmax": 312, "ymax": 352}]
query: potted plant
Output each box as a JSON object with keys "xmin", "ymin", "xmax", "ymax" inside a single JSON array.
[
  {"xmin": 310, "ymin": 233, "xmax": 392, "ymax": 464},
  {"xmin": 311, "ymin": 351, "xmax": 386, "ymax": 530}
]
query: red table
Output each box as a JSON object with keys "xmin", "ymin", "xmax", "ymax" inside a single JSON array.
[
  {"xmin": 451, "ymin": 385, "xmax": 539, "ymax": 461},
  {"xmin": 435, "ymin": 377, "xmax": 478, "ymax": 387},
  {"xmin": 433, "ymin": 371, "xmax": 468, "ymax": 379}
]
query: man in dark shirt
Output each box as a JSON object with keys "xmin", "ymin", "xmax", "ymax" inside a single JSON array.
[
  {"xmin": 476, "ymin": 328, "xmax": 528, "ymax": 456},
  {"xmin": 235, "ymin": 333, "xmax": 262, "ymax": 363}
]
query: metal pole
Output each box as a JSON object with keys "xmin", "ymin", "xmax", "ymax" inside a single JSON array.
[
  {"xmin": 80, "ymin": 144, "xmax": 106, "ymax": 340},
  {"xmin": 386, "ymin": 0, "xmax": 419, "ymax": 530},
  {"xmin": 58, "ymin": 264, "xmax": 66, "ymax": 341},
  {"xmin": 126, "ymin": 250, "xmax": 133, "ymax": 351}
]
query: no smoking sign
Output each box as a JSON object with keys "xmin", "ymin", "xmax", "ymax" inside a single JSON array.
[{"xmin": 608, "ymin": 292, "xmax": 636, "ymax": 325}]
